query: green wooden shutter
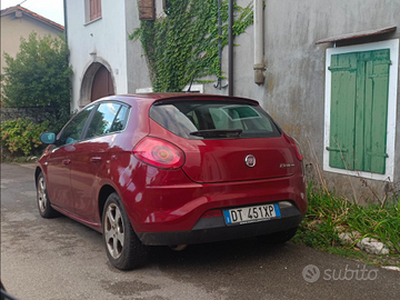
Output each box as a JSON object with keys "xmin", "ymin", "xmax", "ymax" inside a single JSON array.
[
  {"xmin": 328, "ymin": 49, "xmax": 390, "ymax": 174},
  {"xmin": 328, "ymin": 53, "xmax": 357, "ymax": 170},
  {"xmin": 362, "ymin": 49, "xmax": 390, "ymax": 174}
]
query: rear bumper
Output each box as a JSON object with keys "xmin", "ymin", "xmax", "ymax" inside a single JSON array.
[
  {"xmin": 137, "ymin": 206, "xmax": 305, "ymax": 246},
  {"xmin": 123, "ymin": 166, "xmax": 307, "ymax": 234}
]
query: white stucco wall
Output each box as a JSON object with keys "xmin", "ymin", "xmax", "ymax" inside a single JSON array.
[{"xmin": 66, "ymin": 0, "xmax": 128, "ymax": 111}]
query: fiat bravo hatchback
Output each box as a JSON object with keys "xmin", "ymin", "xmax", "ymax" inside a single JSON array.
[{"xmin": 36, "ymin": 93, "xmax": 307, "ymax": 270}]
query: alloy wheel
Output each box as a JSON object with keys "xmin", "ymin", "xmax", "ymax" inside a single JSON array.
[
  {"xmin": 104, "ymin": 203, "xmax": 125, "ymax": 259},
  {"xmin": 37, "ymin": 176, "xmax": 47, "ymax": 212}
]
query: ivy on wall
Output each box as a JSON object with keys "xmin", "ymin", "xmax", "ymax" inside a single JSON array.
[{"xmin": 130, "ymin": 0, "xmax": 253, "ymax": 92}]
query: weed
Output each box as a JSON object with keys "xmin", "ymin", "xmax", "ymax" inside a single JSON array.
[{"xmin": 292, "ymin": 183, "xmax": 400, "ymax": 267}]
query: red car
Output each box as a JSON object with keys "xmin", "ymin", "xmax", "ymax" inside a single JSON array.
[{"xmin": 36, "ymin": 93, "xmax": 307, "ymax": 270}]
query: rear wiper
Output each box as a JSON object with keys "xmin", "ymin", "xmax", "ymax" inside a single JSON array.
[{"xmin": 189, "ymin": 129, "xmax": 243, "ymax": 138}]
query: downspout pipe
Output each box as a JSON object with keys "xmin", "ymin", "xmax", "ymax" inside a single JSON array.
[
  {"xmin": 254, "ymin": 0, "xmax": 265, "ymax": 85},
  {"xmin": 63, "ymin": 0, "xmax": 72, "ymax": 112},
  {"xmin": 228, "ymin": 0, "xmax": 234, "ymax": 96},
  {"xmin": 63, "ymin": 0, "xmax": 68, "ymax": 44}
]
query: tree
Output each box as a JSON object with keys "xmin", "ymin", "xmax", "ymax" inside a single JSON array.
[{"xmin": 1, "ymin": 32, "xmax": 72, "ymax": 131}]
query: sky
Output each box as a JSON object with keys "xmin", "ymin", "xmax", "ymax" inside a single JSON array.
[{"xmin": 1, "ymin": 0, "xmax": 64, "ymax": 25}]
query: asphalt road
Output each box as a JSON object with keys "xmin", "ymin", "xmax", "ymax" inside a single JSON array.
[{"xmin": 1, "ymin": 163, "xmax": 399, "ymax": 300}]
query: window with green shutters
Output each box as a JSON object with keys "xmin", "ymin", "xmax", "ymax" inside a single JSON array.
[{"xmin": 327, "ymin": 49, "xmax": 390, "ymax": 174}]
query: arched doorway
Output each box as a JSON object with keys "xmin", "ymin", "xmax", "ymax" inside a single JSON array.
[
  {"xmin": 79, "ymin": 60, "xmax": 116, "ymax": 108},
  {"xmin": 91, "ymin": 65, "xmax": 115, "ymax": 102}
]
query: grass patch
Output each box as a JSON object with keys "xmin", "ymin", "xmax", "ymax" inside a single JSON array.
[{"xmin": 292, "ymin": 183, "xmax": 400, "ymax": 267}]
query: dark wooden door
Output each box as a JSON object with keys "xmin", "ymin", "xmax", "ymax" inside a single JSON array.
[{"xmin": 91, "ymin": 66, "xmax": 114, "ymax": 102}]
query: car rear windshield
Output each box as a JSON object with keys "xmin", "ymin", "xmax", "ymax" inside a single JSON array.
[{"xmin": 150, "ymin": 100, "xmax": 281, "ymax": 139}]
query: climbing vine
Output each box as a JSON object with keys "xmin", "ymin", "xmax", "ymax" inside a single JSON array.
[{"xmin": 129, "ymin": 0, "xmax": 253, "ymax": 92}]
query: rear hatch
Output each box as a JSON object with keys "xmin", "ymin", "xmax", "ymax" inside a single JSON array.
[{"xmin": 150, "ymin": 98, "xmax": 298, "ymax": 183}]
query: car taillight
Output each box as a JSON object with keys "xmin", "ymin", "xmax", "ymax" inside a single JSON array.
[
  {"xmin": 292, "ymin": 138, "xmax": 303, "ymax": 161},
  {"xmin": 133, "ymin": 137, "xmax": 185, "ymax": 169}
]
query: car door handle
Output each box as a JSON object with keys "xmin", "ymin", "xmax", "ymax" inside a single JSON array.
[
  {"xmin": 62, "ymin": 159, "xmax": 71, "ymax": 166},
  {"xmin": 90, "ymin": 157, "xmax": 102, "ymax": 164}
]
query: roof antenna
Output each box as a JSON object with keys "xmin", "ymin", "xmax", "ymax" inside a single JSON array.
[{"xmin": 18, "ymin": 0, "xmax": 28, "ymax": 5}]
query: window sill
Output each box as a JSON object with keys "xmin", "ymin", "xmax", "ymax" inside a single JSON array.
[
  {"xmin": 323, "ymin": 164, "xmax": 392, "ymax": 182},
  {"xmin": 84, "ymin": 17, "xmax": 102, "ymax": 26}
]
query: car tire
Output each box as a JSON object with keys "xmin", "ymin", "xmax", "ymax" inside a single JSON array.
[
  {"xmin": 102, "ymin": 193, "xmax": 149, "ymax": 270},
  {"xmin": 36, "ymin": 172, "xmax": 58, "ymax": 218},
  {"xmin": 257, "ymin": 227, "xmax": 298, "ymax": 245}
]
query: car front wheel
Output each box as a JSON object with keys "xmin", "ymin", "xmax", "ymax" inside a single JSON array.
[
  {"xmin": 36, "ymin": 172, "xmax": 58, "ymax": 218},
  {"xmin": 102, "ymin": 193, "xmax": 149, "ymax": 270}
]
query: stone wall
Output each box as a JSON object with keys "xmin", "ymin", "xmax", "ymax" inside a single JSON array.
[{"xmin": 0, "ymin": 107, "xmax": 56, "ymax": 124}]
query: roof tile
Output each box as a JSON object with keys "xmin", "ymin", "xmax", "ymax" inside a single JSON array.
[{"xmin": 1, "ymin": 5, "xmax": 64, "ymax": 31}]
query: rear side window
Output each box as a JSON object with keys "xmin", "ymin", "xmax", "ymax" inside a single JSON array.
[
  {"xmin": 86, "ymin": 102, "xmax": 129, "ymax": 139},
  {"xmin": 150, "ymin": 100, "xmax": 281, "ymax": 139},
  {"xmin": 110, "ymin": 105, "xmax": 129, "ymax": 132}
]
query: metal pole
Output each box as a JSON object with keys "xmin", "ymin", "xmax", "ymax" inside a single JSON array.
[{"xmin": 228, "ymin": 0, "xmax": 234, "ymax": 96}]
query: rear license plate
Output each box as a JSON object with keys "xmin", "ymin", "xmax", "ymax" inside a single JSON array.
[{"xmin": 223, "ymin": 204, "xmax": 281, "ymax": 225}]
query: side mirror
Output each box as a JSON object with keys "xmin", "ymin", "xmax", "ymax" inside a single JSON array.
[{"xmin": 40, "ymin": 132, "xmax": 56, "ymax": 144}]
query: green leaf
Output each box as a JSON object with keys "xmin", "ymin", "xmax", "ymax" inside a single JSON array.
[{"xmin": 129, "ymin": 0, "xmax": 253, "ymax": 92}]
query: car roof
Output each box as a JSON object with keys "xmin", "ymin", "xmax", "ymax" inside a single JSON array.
[{"xmin": 90, "ymin": 93, "xmax": 260, "ymax": 109}]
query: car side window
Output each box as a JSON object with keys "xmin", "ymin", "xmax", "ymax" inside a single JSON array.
[
  {"xmin": 58, "ymin": 105, "xmax": 94, "ymax": 146},
  {"xmin": 86, "ymin": 102, "xmax": 127, "ymax": 139},
  {"xmin": 110, "ymin": 105, "xmax": 129, "ymax": 132}
]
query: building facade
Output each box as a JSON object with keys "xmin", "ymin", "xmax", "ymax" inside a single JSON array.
[{"xmin": 66, "ymin": 0, "xmax": 400, "ymax": 201}]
